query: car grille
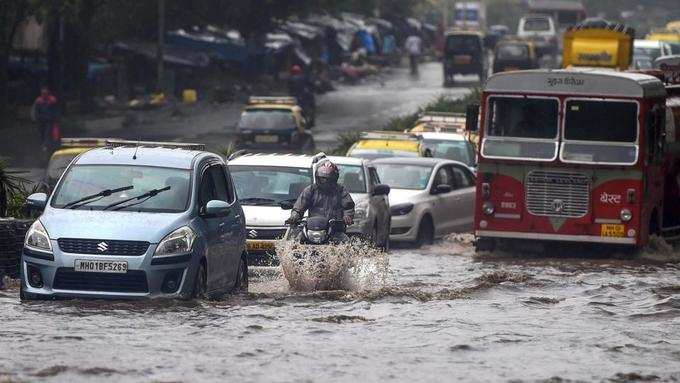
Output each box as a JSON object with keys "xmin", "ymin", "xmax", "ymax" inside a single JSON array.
[
  {"xmin": 53, "ymin": 268, "xmax": 148, "ymax": 293},
  {"xmin": 58, "ymin": 238, "xmax": 149, "ymax": 256},
  {"xmin": 525, "ymin": 170, "xmax": 590, "ymax": 218},
  {"xmin": 247, "ymin": 228, "xmax": 287, "ymax": 240}
]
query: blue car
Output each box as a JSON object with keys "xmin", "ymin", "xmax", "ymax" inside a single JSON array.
[{"xmin": 20, "ymin": 142, "xmax": 247, "ymax": 300}]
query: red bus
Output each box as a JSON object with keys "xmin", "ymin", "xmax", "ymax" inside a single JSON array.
[{"xmin": 466, "ymin": 69, "xmax": 680, "ymax": 250}]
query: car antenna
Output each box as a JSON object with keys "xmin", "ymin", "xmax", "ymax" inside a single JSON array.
[{"xmin": 132, "ymin": 138, "xmax": 140, "ymax": 160}]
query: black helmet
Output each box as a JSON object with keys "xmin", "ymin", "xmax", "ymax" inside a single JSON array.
[{"xmin": 316, "ymin": 161, "xmax": 339, "ymax": 187}]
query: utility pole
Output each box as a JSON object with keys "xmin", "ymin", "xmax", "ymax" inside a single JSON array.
[
  {"xmin": 156, "ymin": 0, "xmax": 165, "ymax": 93},
  {"xmin": 442, "ymin": 0, "xmax": 449, "ymax": 29}
]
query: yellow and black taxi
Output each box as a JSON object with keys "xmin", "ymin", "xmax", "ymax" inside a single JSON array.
[
  {"xmin": 234, "ymin": 96, "xmax": 315, "ymax": 153},
  {"xmin": 39, "ymin": 138, "xmax": 113, "ymax": 193},
  {"xmin": 346, "ymin": 131, "xmax": 423, "ymax": 160}
]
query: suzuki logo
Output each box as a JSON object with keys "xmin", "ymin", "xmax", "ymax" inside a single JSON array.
[
  {"xmin": 248, "ymin": 230, "xmax": 258, "ymax": 239},
  {"xmin": 97, "ymin": 242, "xmax": 109, "ymax": 252},
  {"xmin": 551, "ymin": 199, "xmax": 565, "ymax": 213}
]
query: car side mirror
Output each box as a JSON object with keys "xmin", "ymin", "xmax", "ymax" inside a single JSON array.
[
  {"xmin": 433, "ymin": 184, "xmax": 453, "ymax": 194},
  {"xmin": 465, "ymin": 104, "xmax": 479, "ymax": 133},
  {"xmin": 26, "ymin": 193, "xmax": 48, "ymax": 211},
  {"xmin": 372, "ymin": 184, "xmax": 390, "ymax": 196},
  {"xmin": 201, "ymin": 200, "xmax": 231, "ymax": 218}
]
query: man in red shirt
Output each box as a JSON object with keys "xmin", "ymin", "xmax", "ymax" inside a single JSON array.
[{"xmin": 33, "ymin": 86, "xmax": 59, "ymax": 151}]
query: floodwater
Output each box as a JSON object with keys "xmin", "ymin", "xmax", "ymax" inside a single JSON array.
[{"xmin": 2, "ymin": 236, "xmax": 680, "ymax": 382}]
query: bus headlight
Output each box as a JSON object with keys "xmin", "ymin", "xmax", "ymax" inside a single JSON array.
[
  {"xmin": 482, "ymin": 201, "xmax": 495, "ymax": 216},
  {"xmin": 620, "ymin": 209, "xmax": 632, "ymax": 222}
]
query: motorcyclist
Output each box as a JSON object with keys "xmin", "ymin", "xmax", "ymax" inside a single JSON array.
[
  {"xmin": 287, "ymin": 64, "xmax": 316, "ymax": 125},
  {"xmin": 286, "ymin": 161, "xmax": 355, "ymax": 243}
]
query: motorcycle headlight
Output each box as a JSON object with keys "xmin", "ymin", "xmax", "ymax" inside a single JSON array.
[
  {"xmin": 306, "ymin": 229, "xmax": 327, "ymax": 244},
  {"xmin": 154, "ymin": 226, "xmax": 196, "ymax": 257},
  {"xmin": 25, "ymin": 220, "xmax": 52, "ymax": 252}
]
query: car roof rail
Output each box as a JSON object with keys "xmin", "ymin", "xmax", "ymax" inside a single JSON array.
[
  {"xmin": 60, "ymin": 137, "xmax": 114, "ymax": 147},
  {"xmin": 227, "ymin": 149, "xmax": 248, "ymax": 162},
  {"xmin": 248, "ymin": 96, "xmax": 298, "ymax": 105},
  {"xmin": 105, "ymin": 139, "xmax": 206, "ymax": 151},
  {"xmin": 311, "ymin": 152, "xmax": 327, "ymax": 164}
]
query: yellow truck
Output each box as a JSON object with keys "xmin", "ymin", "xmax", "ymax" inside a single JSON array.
[{"xmin": 562, "ymin": 20, "xmax": 634, "ymax": 70}]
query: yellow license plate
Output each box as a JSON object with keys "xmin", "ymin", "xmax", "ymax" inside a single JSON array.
[
  {"xmin": 255, "ymin": 135, "xmax": 278, "ymax": 143},
  {"xmin": 601, "ymin": 224, "xmax": 625, "ymax": 237},
  {"xmin": 247, "ymin": 240, "xmax": 275, "ymax": 251},
  {"xmin": 454, "ymin": 55, "xmax": 471, "ymax": 64}
]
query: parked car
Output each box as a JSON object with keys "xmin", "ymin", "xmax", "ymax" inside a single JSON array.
[
  {"xmin": 21, "ymin": 141, "xmax": 247, "ymax": 300},
  {"xmin": 493, "ymin": 40, "xmax": 539, "ymax": 73},
  {"xmin": 320, "ymin": 156, "xmax": 391, "ymax": 250},
  {"xmin": 372, "ymin": 157, "xmax": 476, "ymax": 245},
  {"xmin": 39, "ymin": 138, "xmax": 114, "ymax": 193},
  {"xmin": 228, "ymin": 153, "xmax": 317, "ymax": 264},
  {"xmin": 517, "ymin": 15, "xmax": 558, "ymax": 56},
  {"xmin": 443, "ymin": 30, "xmax": 486, "ymax": 86},
  {"xmin": 634, "ymin": 39, "xmax": 674, "ymax": 62},
  {"xmin": 233, "ymin": 96, "xmax": 315, "ymax": 153},
  {"xmin": 346, "ymin": 131, "xmax": 422, "ymax": 159}
]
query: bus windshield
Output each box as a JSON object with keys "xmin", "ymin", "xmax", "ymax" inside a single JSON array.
[
  {"xmin": 561, "ymin": 100, "xmax": 638, "ymax": 165},
  {"xmin": 482, "ymin": 97, "xmax": 559, "ymax": 161}
]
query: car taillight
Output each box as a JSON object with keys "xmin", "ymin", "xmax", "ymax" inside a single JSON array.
[{"xmin": 626, "ymin": 188, "xmax": 636, "ymax": 204}]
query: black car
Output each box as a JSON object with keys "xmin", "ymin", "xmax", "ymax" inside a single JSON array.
[{"xmin": 443, "ymin": 32, "xmax": 486, "ymax": 86}]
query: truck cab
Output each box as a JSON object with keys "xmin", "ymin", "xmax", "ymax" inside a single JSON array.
[{"xmin": 469, "ymin": 69, "xmax": 680, "ymax": 250}]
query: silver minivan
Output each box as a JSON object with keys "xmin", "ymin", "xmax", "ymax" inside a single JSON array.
[{"xmin": 21, "ymin": 142, "xmax": 248, "ymax": 300}]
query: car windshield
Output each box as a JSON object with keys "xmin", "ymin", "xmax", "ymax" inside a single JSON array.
[
  {"xmin": 336, "ymin": 164, "xmax": 366, "ymax": 193},
  {"xmin": 497, "ymin": 44, "xmax": 529, "ymax": 60},
  {"xmin": 347, "ymin": 149, "xmax": 419, "ymax": 160},
  {"xmin": 446, "ymin": 35, "xmax": 480, "ymax": 53},
  {"xmin": 670, "ymin": 42, "xmax": 680, "ymax": 55},
  {"xmin": 229, "ymin": 165, "xmax": 311, "ymax": 205},
  {"xmin": 46, "ymin": 153, "xmax": 77, "ymax": 180},
  {"xmin": 482, "ymin": 97, "xmax": 559, "ymax": 161},
  {"xmin": 634, "ymin": 46, "xmax": 662, "ymax": 61},
  {"xmin": 52, "ymin": 165, "xmax": 191, "ymax": 212},
  {"xmin": 374, "ymin": 164, "xmax": 432, "ymax": 190},
  {"xmin": 561, "ymin": 100, "xmax": 638, "ymax": 165},
  {"xmin": 421, "ymin": 139, "xmax": 476, "ymax": 166},
  {"xmin": 523, "ymin": 18, "xmax": 550, "ymax": 31},
  {"xmin": 237, "ymin": 109, "xmax": 296, "ymax": 130}
]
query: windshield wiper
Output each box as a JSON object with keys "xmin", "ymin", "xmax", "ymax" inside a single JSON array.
[
  {"xmin": 63, "ymin": 185, "xmax": 134, "ymax": 209},
  {"xmin": 103, "ymin": 186, "xmax": 171, "ymax": 211},
  {"xmin": 240, "ymin": 197, "xmax": 277, "ymax": 206}
]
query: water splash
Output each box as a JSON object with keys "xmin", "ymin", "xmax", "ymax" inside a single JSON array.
[{"xmin": 276, "ymin": 237, "xmax": 390, "ymax": 292}]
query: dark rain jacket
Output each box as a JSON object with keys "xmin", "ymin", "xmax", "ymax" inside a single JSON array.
[{"xmin": 292, "ymin": 183, "xmax": 355, "ymax": 222}]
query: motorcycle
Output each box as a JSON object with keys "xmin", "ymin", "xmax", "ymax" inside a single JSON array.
[{"xmin": 280, "ymin": 217, "xmax": 351, "ymax": 290}]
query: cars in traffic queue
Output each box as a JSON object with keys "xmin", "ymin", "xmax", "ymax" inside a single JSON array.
[
  {"xmin": 408, "ymin": 112, "xmax": 478, "ymax": 170},
  {"xmin": 443, "ymin": 30, "xmax": 486, "ymax": 86},
  {"xmin": 634, "ymin": 40, "xmax": 673, "ymax": 63},
  {"xmin": 346, "ymin": 131, "xmax": 423, "ymax": 160},
  {"xmin": 234, "ymin": 96, "xmax": 315, "ymax": 153},
  {"xmin": 493, "ymin": 40, "xmax": 539, "ymax": 73},
  {"xmin": 467, "ymin": 69, "xmax": 680, "ymax": 251},
  {"xmin": 21, "ymin": 141, "xmax": 248, "ymax": 300},
  {"xmin": 654, "ymin": 55, "xmax": 680, "ymax": 85},
  {"xmin": 318, "ymin": 156, "xmax": 391, "ymax": 250},
  {"xmin": 517, "ymin": 15, "xmax": 558, "ymax": 56},
  {"xmin": 372, "ymin": 157, "xmax": 476, "ymax": 245},
  {"xmin": 39, "ymin": 138, "xmax": 113, "ymax": 193},
  {"xmin": 228, "ymin": 153, "xmax": 316, "ymax": 264},
  {"xmin": 562, "ymin": 20, "xmax": 634, "ymax": 71}
]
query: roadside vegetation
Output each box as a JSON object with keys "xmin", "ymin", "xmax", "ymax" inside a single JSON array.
[
  {"xmin": 333, "ymin": 87, "xmax": 481, "ymax": 155},
  {"xmin": 0, "ymin": 158, "xmax": 32, "ymax": 218}
]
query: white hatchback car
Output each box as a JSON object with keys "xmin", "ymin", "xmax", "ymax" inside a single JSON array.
[
  {"xmin": 372, "ymin": 157, "xmax": 476, "ymax": 245},
  {"xmin": 228, "ymin": 153, "xmax": 316, "ymax": 264}
]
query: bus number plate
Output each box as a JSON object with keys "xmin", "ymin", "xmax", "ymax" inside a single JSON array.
[{"xmin": 601, "ymin": 224, "xmax": 624, "ymax": 238}]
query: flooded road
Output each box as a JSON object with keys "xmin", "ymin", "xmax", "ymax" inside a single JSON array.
[{"xmin": 2, "ymin": 237, "xmax": 680, "ymax": 382}]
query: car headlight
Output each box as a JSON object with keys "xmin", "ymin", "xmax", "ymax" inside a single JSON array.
[
  {"xmin": 390, "ymin": 203, "xmax": 414, "ymax": 216},
  {"xmin": 306, "ymin": 229, "xmax": 327, "ymax": 244},
  {"xmin": 154, "ymin": 226, "xmax": 196, "ymax": 257},
  {"xmin": 482, "ymin": 201, "xmax": 495, "ymax": 215},
  {"xmin": 620, "ymin": 208, "xmax": 632, "ymax": 222},
  {"xmin": 25, "ymin": 220, "xmax": 52, "ymax": 252}
]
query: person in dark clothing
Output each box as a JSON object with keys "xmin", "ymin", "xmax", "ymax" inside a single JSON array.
[
  {"xmin": 286, "ymin": 161, "xmax": 355, "ymax": 242},
  {"xmin": 287, "ymin": 65, "xmax": 316, "ymax": 126},
  {"xmin": 33, "ymin": 86, "xmax": 59, "ymax": 151}
]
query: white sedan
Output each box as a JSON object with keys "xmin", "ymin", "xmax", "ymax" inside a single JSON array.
[{"xmin": 372, "ymin": 157, "xmax": 476, "ymax": 245}]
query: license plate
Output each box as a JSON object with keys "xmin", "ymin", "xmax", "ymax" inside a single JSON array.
[
  {"xmin": 74, "ymin": 259, "xmax": 128, "ymax": 273},
  {"xmin": 454, "ymin": 55, "xmax": 471, "ymax": 64},
  {"xmin": 246, "ymin": 240, "xmax": 275, "ymax": 252},
  {"xmin": 255, "ymin": 135, "xmax": 278, "ymax": 143},
  {"xmin": 601, "ymin": 224, "xmax": 624, "ymax": 238}
]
